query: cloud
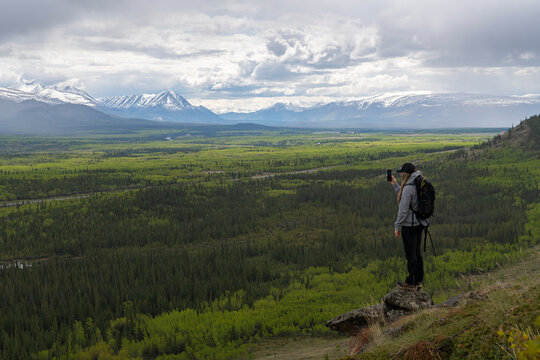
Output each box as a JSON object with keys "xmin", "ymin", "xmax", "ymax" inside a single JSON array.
[
  {"xmin": 253, "ymin": 61, "xmax": 300, "ymax": 81},
  {"xmin": 0, "ymin": 0, "xmax": 540, "ymax": 110},
  {"xmin": 80, "ymin": 38, "xmax": 225, "ymax": 61},
  {"xmin": 266, "ymin": 38, "xmax": 288, "ymax": 57},
  {"xmin": 376, "ymin": 0, "xmax": 540, "ymax": 67}
]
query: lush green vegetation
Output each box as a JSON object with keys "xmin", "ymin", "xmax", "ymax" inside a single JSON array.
[
  {"xmin": 356, "ymin": 245, "xmax": 540, "ymax": 360},
  {"xmin": 0, "ymin": 118, "xmax": 538, "ymax": 359},
  {"xmin": 0, "ymin": 130, "xmax": 485, "ymax": 201}
]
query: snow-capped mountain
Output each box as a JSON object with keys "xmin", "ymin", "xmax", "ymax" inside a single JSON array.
[
  {"xmin": 0, "ymin": 86, "xmax": 61, "ymax": 104},
  {"xmin": 50, "ymin": 84, "xmax": 98, "ymax": 106},
  {"xmin": 1, "ymin": 81, "xmax": 225, "ymax": 124},
  {"xmin": 8, "ymin": 80, "xmax": 97, "ymax": 107},
  {"xmin": 221, "ymin": 102, "xmax": 305, "ymax": 122},
  {"xmin": 97, "ymin": 89, "xmax": 224, "ymax": 123},
  {"xmin": 99, "ymin": 90, "xmax": 193, "ymax": 111},
  {"xmin": 343, "ymin": 92, "xmax": 540, "ymax": 109},
  {"xmin": 9, "ymin": 79, "xmax": 45, "ymax": 94},
  {"xmin": 221, "ymin": 92, "xmax": 540, "ymax": 128},
  {"xmin": 0, "ymin": 84, "xmax": 191, "ymax": 135},
  {"xmin": 0, "ymin": 82, "xmax": 222, "ymax": 134},
  {"xmin": 262, "ymin": 102, "xmax": 304, "ymax": 113}
]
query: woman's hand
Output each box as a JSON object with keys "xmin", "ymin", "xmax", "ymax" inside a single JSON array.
[
  {"xmin": 390, "ymin": 176, "xmax": 397, "ymax": 185},
  {"xmin": 394, "ymin": 230, "xmax": 400, "ymax": 238}
]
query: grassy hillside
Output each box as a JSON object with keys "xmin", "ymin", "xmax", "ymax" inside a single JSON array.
[{"xmin": 353, "ymin": 247, "xmax": 539, "ymax": 360}]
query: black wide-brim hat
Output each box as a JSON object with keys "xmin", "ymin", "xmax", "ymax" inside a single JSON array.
[{"xmin": 397, "ymin": 162, "xmax": 417, "ymax": 173}]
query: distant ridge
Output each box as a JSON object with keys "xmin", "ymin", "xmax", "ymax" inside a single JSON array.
[
  {"xmin": 221, "ymin": 92, "xmax": 540, "ymax": 128},
  {"xmin": 0, "ymin": 98, "xmax": 176, "ymax": 135}
]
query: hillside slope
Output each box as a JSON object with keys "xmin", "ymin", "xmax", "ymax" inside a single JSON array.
[
  {"xmin": 479, "ymin": 113, "xmax": 540, "ymax": 150},
  {"xmin": 352, "ymin": 247, "xmax": 539, "ymax": 360},
  {"xmin": 346, "ymin": 115, "xmax": 540, "ymax": 359},
  {"xmin": 247, "ymin": 249, "xmax": 539, "ymax": 360}
]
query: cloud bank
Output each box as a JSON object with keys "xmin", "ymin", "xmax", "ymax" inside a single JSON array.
[{"xmin": 0, "ymin": 0, "xmax": 539, "ymax": 112}]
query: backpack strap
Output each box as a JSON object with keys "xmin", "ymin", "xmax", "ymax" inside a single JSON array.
[{"xmin": 405, "ymin": 182, "xmax": 416, "ymax": 227}]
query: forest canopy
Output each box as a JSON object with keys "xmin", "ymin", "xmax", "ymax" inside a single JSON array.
[{"xmin": 0, "ymin": 117, "xmax": 538, "ymax": 359}]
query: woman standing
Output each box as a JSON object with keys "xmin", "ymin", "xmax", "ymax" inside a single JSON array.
[{"xmin": 390, "ymin": 162, "xmax": 428, "ymax": 290}]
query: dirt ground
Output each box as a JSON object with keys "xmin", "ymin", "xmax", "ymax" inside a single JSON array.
[{"xmin": 245, "ymin": 335, "xmax": 349, "ymax": 360}]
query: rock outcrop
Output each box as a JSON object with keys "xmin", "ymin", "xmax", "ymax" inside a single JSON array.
[
  {"xmin": 326, "ymin": 287, "xmax": 433, "ymax": 336},
  {"xmin": 325, "ymin": 304, "xmax": 385, "ymax": 336},
  {"xmin": 326, "ymin": 287, "xmax": 433, "ymax": 355},
  {"xmin": 326, "ymin": 287, "xmax": 488, "ymax": 356},
  {"xmin": 383, "ymin": 287, "xmax": 434, "ymax": 311}
]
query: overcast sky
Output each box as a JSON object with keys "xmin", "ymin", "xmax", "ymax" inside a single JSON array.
[{"xmin": 1, "ymin": 0, "xmax": 539, "ymax": 112}]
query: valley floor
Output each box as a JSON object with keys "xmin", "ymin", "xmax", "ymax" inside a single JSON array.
[{"xmin": 0, "ymin": 120, "xmax": 538, "ymax": 359}]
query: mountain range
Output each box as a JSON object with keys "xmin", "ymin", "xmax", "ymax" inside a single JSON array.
[
  {"xmin": 2, "ymin": 79, "xmax": 540, "ymax": 134},
  {"xmin": 221, "ymin": 92, "xmax": 540, "ymax": 128}
]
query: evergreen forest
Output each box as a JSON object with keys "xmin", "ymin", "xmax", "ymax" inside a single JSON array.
[{"xmin": 0, "ymin": 117, "xmax": 539, "ymax": 359}]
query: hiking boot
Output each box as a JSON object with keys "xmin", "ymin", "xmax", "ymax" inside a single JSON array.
[
  {"xmin": 416, "ymin": 282, "xmax": 423, "ymax": 290},
  {"xmin": 397, "ymin": 281, "xmax": 417, "ymax": 290}
]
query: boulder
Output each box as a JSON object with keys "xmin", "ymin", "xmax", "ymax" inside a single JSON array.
[
  {"xmin": 326, "ymin": 287, "xmax": 434, "ymax": 339},
  {"xmin": 383, "ymin": 287, "xmax": 433, "ymax": 311},
  {"xmin": 326, "ymin": 286, "xmax": 435, "ymax": 357},
  {"xmin": 325, "ymin": 303, "xmax": 384, "ymax": 336}
]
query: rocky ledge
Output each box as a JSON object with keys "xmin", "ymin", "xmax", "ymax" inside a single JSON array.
[
  {"xmin": 326, "ymin": 287, "xmax": 487, "ymax": 355},
  {"xmin": 326, "ymin": 287, "xmax": 433, "ymax": 336}
]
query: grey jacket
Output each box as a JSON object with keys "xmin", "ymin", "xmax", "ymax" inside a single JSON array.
[{"xmin": 393, "ymin": 171, "xmax": 429, "ymax": 231}]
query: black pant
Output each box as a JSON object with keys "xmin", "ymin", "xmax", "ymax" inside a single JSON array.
[{"xmin": 402, "ymin": 225, "xmax": 424, "ymax": 285}]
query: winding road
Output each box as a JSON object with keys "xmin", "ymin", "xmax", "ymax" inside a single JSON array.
[{"xmin": 0, "ymin": 165, "xmax": 345, "ymax": 208}]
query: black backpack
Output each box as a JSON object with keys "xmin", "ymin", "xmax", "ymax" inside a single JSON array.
[
  {"xmin": 406, "ymin": 175, "xmax": 436, "ymax": 254},
  {"xmin": 410, "ymin": 175, "xmax": 435, "ymax": 220}
]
